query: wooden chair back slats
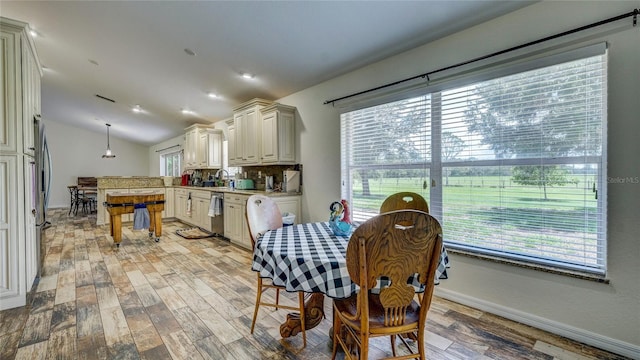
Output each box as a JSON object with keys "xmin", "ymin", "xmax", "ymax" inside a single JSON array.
[
  {"xmin": 346, "ymin": 210, "xmax": 442, "ymax": 325},
  {"xmin": 379, "ymin": 192, "xmax": 429, "ymax": 214},
  {"xmin": 77, "ymin": 177, "xmax": 97, "ymax": 187}
]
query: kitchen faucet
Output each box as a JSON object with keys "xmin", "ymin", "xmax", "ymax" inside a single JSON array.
[{"xmin": 215, "ymin": 169, "xmax": 230, "ymax": 186}]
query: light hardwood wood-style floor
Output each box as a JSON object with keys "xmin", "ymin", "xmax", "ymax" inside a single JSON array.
[{"xmin": 0, "ymin": 209, "xmax": 629, "ymax": 359}]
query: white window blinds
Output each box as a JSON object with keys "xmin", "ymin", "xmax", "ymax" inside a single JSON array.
[
  {"xmin": 341, "ymin": 96, "xmax": 431, "ymax": 221},
  {"xmin": 340, "ymin": 48, "xmax": 607, "ymax": 274}
]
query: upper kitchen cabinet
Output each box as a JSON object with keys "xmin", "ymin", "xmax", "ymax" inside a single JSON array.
[
  {"xmin": 205, "ymin": 128, "xmax": 223, "ymax": 169},
  {"xmin": 1, "ymin": 17, "xmax": 42, "ymax": 155},
  {"xmin": 230, "ymin": 98, "xmax": 272, "ymax": 166},
  {"xmin": 260, "ymin": 103, "xmax": 296, "ymax": 164},
  {"xmin": 228, "ymin": 99, "xmax": 297, "ymax": 166},
  {"xmin": 184, "ymin": 124, "xmax": 223, "ymax": 169}
]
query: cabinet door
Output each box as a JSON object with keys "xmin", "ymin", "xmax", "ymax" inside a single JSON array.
[
  {"xmin": 227, "ymin": 121, "xmax": 237, "ymax": 165},
  {"xmin": 273, "ymin": 196, "xmax": 301, "ymax": 224},
  {"xmin": 207, "ymin": 131, "xmax": 222, "ymax": 169},
  {"xmin": 22, "ymin": 42, "xmax": 35, "ymax": 156},
  {"xmin": 233, "ymin": 112, "xmax": 245, "ymax": 164},
  {"xmin": 197, "ymin": 130, "xmax": 208, "ymax": 168},
  {"xmin": 278, "ymin": 109, "xmax": 296, "ymax": 163},
  {"xmin": 175, "ymin": 192, "xmax": 187, "ymax": 222},
  {"xmin": 261, "ymin": 110, "xmax": 277, "ymax": 163},
  {"xmin": 195, "ymin": 197, "xmax": 211, "ymax": 231},
  {"xmin": 224, "ymin": 201, "xmax": 242, "ymax": 243},
  {"xmin": 23, "ymin": 156, "xmax": 37, "ymax": 290},
  {"xmin": 1, "ymin": 30, "xmax": 18, "ymax": 153},
  {"xmin": 242, "ymin": 108, "xmax": 260, "ymax": 165},
  {"xmin": 0, "ymin": 155, "xmax": 23, "ymax": 309},
  {"xmin": 184, "ymin": 129, "xmax": 197, "ymax": 168},
  {"xmin": 164, "ymin": 188, "xmax": 174, "ymax": 218}
]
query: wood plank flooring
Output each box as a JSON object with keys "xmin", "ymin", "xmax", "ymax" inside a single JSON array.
[{"xmin": 0, "ymin": 209, "xmax": 629, "ymax": 359}]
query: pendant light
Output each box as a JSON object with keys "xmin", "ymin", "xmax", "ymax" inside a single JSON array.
[{"xmin": 102, "ymin": 123, "xmax": 116, "ymax": 158}]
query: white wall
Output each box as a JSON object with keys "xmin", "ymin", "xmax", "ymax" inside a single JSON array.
[
  {"xmin": 276, "ymin": 1, "xmax": 640, "ymax": 356},
  {"xmin": 46, "ymin": 120, "xmax": 150, "ymax": 208}
]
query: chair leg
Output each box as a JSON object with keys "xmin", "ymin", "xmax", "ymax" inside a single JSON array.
[
  {"xmin": 331, "ymin": 310, "xmax": 341, "ymax": 360},
  {"xmin": 275, "ymin": 288, "xmax": 280, "ymax": 310},
  {"xmin": 390, "ymin": 334, "xmax": 397, "ymax": 357},
  {"xmin": 298, "ymin": 292, "xmax": 306, "ymax": 347},
  {"xmin": 251, "ymin": 276, "xmax": 263, "ymax": 334},
  {"xmin": 360, "ymin": 331, "xmax": 369, "ymax": 360},
  {"xmin": 417, "ymin": 325, "xmax": 426, "ymax": 359}
]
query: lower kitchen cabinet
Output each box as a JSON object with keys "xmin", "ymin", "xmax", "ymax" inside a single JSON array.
[
  {"xmin": 224, "ymin": 194, "xmax": 301, "ymax": 250},
  {"xmin": 273, "ymin": 196, "xmax": 301, "ymax": 224},
  {"xmin": 164, "ymin": 188, "xmax": 174, "ymax": 218},
  {"xmin": 174, "ymin": 188, "xmax": 212, "ymax": 231},
  {"xmin": 224, "ymin": 193, "xmax": 250, "ymax": 249}
]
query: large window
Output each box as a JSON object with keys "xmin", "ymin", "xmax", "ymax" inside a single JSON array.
[
  {"xmin": 341, "ymin": 49, "xmax": 607, "ymax": 274},
  {"xmin": 160, "ymin": 151, "xmax": 181, "ymax": 177}
]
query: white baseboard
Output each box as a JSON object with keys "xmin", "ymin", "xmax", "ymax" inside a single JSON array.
[{"xmin": 435, "ymin": 288, "xmax": 640, "ymax": 359}]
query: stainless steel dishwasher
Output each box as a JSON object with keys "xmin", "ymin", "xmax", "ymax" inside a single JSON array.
[{"xmin": 210, "ymin": 192, "xmax": 224, "ymax": 237}]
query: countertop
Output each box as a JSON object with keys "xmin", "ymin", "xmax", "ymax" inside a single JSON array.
[
  {"xmin": 175, "ymin": 186, "xmax": 301, "ymax": 197},
  {"xmin": 97, "ymin": 177, "xmax": 301, "ymax": 197}
]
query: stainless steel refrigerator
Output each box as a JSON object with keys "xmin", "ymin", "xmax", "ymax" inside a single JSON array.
[{"xmin": 34, "ymin": 115, "xmax": 51, "ymax": 277}]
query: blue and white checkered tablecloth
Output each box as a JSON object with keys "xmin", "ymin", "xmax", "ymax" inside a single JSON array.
[{"xmin": 251, "ymin": 222, "xmax": 449, "ymax": 299}]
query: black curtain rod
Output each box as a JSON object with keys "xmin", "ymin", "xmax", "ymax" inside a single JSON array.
[
  {"xmin": 155, "ymin": 144, "xmax": 181, "ymax": 153},
  {"xmin": 324, "ymin": 8, "xmax": 639, "ymax": 106}
]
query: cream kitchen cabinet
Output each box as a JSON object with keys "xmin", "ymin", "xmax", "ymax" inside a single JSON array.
[
  {"xmin": 226, "ymin": 119, "xmax": 238, "ymax": 164},
  {"xmin": 184, "ymin": 125, "xmax": 201, "ymax": 169},
  {"xmin": 205, "ymin": 129, "xmax": 223, "ymax": 169},
  {"xmin": 184, "ymin": 124, "xmax": 223, "ymax": 169},
  {"xmin": 164, "ymin": 187, "xmax": 175, "ymax": 218},
  {"xmin": 224, "ymin": 193, "xmax": 251, "ymax": 249},
  {"xmin": 273, "ymin": 196, "xmax": 301, "ymax": 224},
  {"xmin": 1, "ymin": 17, "xmax": 42, "ymax": 310},
  {"xmin": 174, "ymin": 188, "xmax": 212, "ymax": 231},
  {"xmin": 191, "ymin": 190, "xmax": 213, "ymax": 232},
  {"xmin": 260, "ymin": 103, "xmax": 296, "ymax": 164},
  {"xmin": 230, "ymin": 98, "xmax": 272, "ymax": 166},
  {"xmin": 174, "ymin": 188, "xmax": 189, "ymax": 222}
]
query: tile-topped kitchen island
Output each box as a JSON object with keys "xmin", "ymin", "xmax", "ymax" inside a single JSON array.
[{"xmin": 96, "ymin": 176, "xmax": 301, "ymax": 249}]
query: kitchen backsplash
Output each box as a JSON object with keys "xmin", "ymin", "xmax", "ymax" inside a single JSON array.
[
  {"xmin": 187, "ymin": 164, "xmax": 302, "ymax": 191},
  {"xmin": 243, "ymin": 164, "xmax": 302, "ymax": 191}
]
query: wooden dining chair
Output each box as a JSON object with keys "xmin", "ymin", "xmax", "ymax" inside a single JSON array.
[
  {"xmin": 380, "ymin": 192, "xmax": 429, "ymax": 214},
  {"xmin": 331, "ymin": 210, "xmax": 443, "ymax": 360},
  {"xmin": 246, "ymin": 195, "xmax": 307, "ymax": 347},
  {"xmin": 380, "ymin": 191, "xmax": 430, "ymax": 304}
]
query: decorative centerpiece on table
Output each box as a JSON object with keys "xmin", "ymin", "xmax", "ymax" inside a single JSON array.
[{"xmin": 329, "ymin": 199, "xmax": 353, "ymax": 236}]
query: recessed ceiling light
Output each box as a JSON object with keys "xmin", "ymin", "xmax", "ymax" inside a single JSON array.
[
  {"xmin": 181, "ymin": 109, "xmax": 195, "ymax": 115},
  {"xmin": 241, "ymin": 73, "xmax": 254, "ymax": 79},
  {"xmin": 132, "ymin": 104, "xmax": 142, "ymax": 113},
  {"xmin": 184, "ymin": 48, "xmax": 196, "ymax": 56},
  {"xmin": 208, "ymin": 92, "xmax": 218, "ymax": 99}
]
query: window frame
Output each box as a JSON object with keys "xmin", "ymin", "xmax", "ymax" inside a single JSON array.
[
  {"xmin": 340, "ymin": 45, "xmax": 608, "ymax": 276},
  {"xmin": 160, "ymin": 150, "xmax": 182, "ymax": 177}
]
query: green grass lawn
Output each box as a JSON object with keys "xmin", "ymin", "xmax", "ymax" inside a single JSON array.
[{"xmin": 348, "ymin": 176, "xmax": 600, "ymax": 266}]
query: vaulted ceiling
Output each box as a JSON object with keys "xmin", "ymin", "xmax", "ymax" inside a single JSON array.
[{"xmin": 2, "ymin": 1, "xmax": 535, "ymax": 145}]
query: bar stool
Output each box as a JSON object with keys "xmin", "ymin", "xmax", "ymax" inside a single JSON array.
[{"xmin": 68, "ymin": 185, "xmax": 79, "ymax": 215}]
